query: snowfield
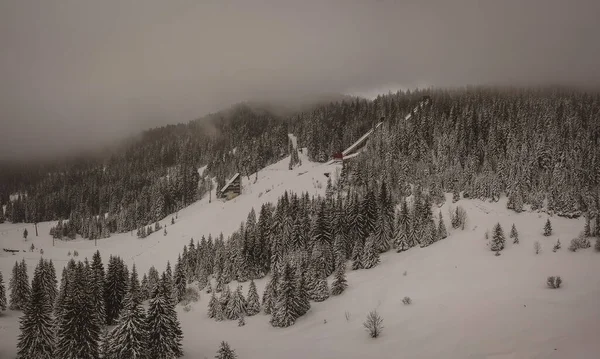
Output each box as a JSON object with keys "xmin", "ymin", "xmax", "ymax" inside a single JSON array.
[{"xmin": 1, "ymin": 152, "xmax": 599, "ymax": 359}]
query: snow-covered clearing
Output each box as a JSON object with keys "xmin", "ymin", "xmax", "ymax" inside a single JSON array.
[{"xmin": 1, "ymin": 152, "xmax": 599, "ymax": 358}]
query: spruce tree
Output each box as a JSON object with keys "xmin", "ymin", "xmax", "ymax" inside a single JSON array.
[
  {"xmin": 309, "ymin": 270, "xmax": 330, "ymax": 302},
  {"xmin": 0, "ymin": 270, "xmax": 6, "ymax": 312},
  {"xmin": 129, "ymin": 264, "xmax": 141, "ymax": 302},
  {"xmin": 225, "ymin": 285, "xmax": 247, "ymax": 320},
  {"xmin": 146, "ymin": 281, "xmax": 175, "ymax": 359},
  {"xmin": 270, "ymin": 263, "xmax": 299, "ymax": 328},
  {"xmin": 262, "ymin": 273, "xmax": 278, "ymax": 315},
  {"xmin": 109, "ymin": 291, "xmax": 148, "ymax": 359},
  {"xmin": 140, "ymin": 273, "xmax": 150, "ymax": 301},
  {"xmin": 174, "ymin": 255, "xmax": 187, "ymax": 303},
  {"xmin": 351, "ymin": 241, "xmax": 364, "ymax": 270},
  {"xmin": 45, "ymin": 259, "xmax": 58, "ymax": 305},
  {"xmin": 394, "ymin": 222, "xmax": 410, "ymax": 252},
  {"xmin": 207, "ymin": 290, "xmax": 223, "ymax": 321},
  {"xmin": 104, "ymin": 256, "xmax": 127, "ymax": 325},
  {"xmin": 437, "ymin": 211, "xmax": 448, "ymax": 240},
  {"xmin": 331, "ymin": 264, "xmax": 348, "ymax": 295},
  {"xmin": 294, "ymin": 270, "xmax": 310, "ymax": 317},
  {"xmin": 361, "ymin": 235, "xmax": 380, "ymax": 269},
  {"xmin": 544, "ymin": 218, "xmax": 553, "ymax": 236},
  {"xmin": 90, "ymin": 251, "xmax": 105, "ymax": 325},
  {"xmin": 55, "ymin": 262, "xmax": 100, "ymax": 359},
  {"xmin": 491, "ymin": 223, "xmax": 506, "ymax": 252},
  {"xmin": 595, "ymin": 237, "xmax": 600, "ymax": 252},
  {"xmin": 510, "ymin": 224, "xmax": 519, "ymax": 244},
  {"xmin": 220, "ymin": 284, "xmax": 231, "ymax": 309},
  {"xmin": 584, "ymin": 215, "xmax": 591, "ymax": 237},
  {"xmin": 246, "ymin": 280, "xmax": 261, "ymax": 316},
  {"xmin": 215, "ymin": 341, "xmax": 237, "ymax": 359},
  {"xmin": 35, "ymin": 258, "xmax": 58, "ymax": 306},
  {"xmin": 9, "ymin": 259, "xmax": 30, "ymax": 310},
  {"xmin": 17, "ymin": 260, "xmax": 55, "ymax": 359},
  {"xmin": 147, "ymin": 266, "xmax": 160, "ymax": 296},
  {"xmin": 146, "ymin": 274, "xmax": 183, "ymax": 359}
]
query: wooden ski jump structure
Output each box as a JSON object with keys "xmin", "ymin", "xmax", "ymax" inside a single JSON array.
[{"xmin": 327, "ymin": 95, "xmax": 431, "ymax": 165}]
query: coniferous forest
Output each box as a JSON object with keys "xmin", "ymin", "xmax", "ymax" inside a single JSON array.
[{"xmin": 1, "ymin": 86, "xmax": 600, "ymax": 357}]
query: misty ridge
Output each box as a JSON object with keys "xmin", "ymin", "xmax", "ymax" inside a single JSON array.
[{"xmin": 1, "ymin": 0, "xmax": 600, "ymax": 161}]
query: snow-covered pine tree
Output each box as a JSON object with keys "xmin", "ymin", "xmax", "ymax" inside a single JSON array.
[
  {"xmin": 351, "ymin": 240, "xmax": 364, "ymax": 270},
  {"xmin": 309, "ymin": 269, "xmax": 330, "ymax": 302},
  {"xmin": 45, "ymin": 259, "xmax": 58, "ymax": 305},
  {"xmin": 174, "ymin": 254, "xmax": 187, "ymax": 303},
  {"xmin": 271, "ymin": 263, "xmax": 299, "ymax": 328},
  {"xmin": 262, "ymin": 273, "xmax": 278, "ymax": 315},
  {"xmin": 165, "ymin": 261, "xmax": 173, "ymax": 288},
  {"xmin": 362, "ymin": 235, "xmax": 380, "ymax": 269},
  {"xmin": 333, "ymin": 232, "xmax": 346, "ymax": 269},
  {"xmin": 544, "ymin": 218, "xmax": 553, "ymax": 236},
  {"xmin": 437, "ymin": 211, "xmax": 448, "ymax": 240},
  {"xmin": 9, "ymin": 259, "xmax": 30, "ymax": 310},
  {"xmin": 393, "ymin": 218, "xmax": 410, "ymax": 252},
  {"xmin": 215, "ymin": 341, "xmax": 237, "ymax": 359},
  {"xmin": 294, "ymin": 270, "xmax": 310, "ymax": 317},
  {"xmin": 362, "ymin": 188, "xmax": 378, "ymax": 236},
  {"xmin": 33, "ymin": 258, "xmax": 58, "ymax": 308},
  {"xmin": 220, "ymin": 284, "xmax": 231, "ymax": 309},
  {"xmin": 584, "ymin": 214, "xmax": 591, "ymax": 237},
  {"xmin": 0, "ymin": 270, "xmax": 6, "ymax": 311},
  {"xmin": 146, "ymin": 278, "xmax": 177, "ymax": 359},
  {"xmin": 246, "ymin": 280, "xmax": 261, "ymax": 316},
  {"xmin": 129, "ymin": 264, "xmax": 141, "ymax": 302},
  {"xmin": 491, "ymin": 223, "xmax": 506, "ymax": 252},
  {"xmin": 331, "ymin": 264, "xmax": 348, "ymax": 295},
  {"xmin": 109, "ymin": 290, "xmax": 148, "ymax": 359},
  {"xmin": 17, "ymin": 259, "xmax": 55, "ymax": 359},
  {"xmin": 55, "ymin": 261, "xmax": 100, "ymax": 359},
  {"xmin": 510, "ymin": 223, "xmax": 519, "ymax": 244},
  {"xmin": 407, "ymin": 220, "xmax": 420, "ymax": 248},
  {"xmin": 140, "ymin": 273, "xmax": 149, "ymax": 301},
  {"xmin": 147, "ymin": 265, "xmax": 160, "ymax": 297},
  {"xmin": 208, "ymin": 290, "xmax": 224, "ymax": 321},
  {"xmin": 225, "ymin": 285, "xmax": 247, "ymax": 320},
  {"xmin": 452, "ymin": 188, "xmax": 460, "ymax": 203},
  {"xmin": 420, "ymin": 220, "xmax": 436, "ymax": 248},
  {"xmin": 374, "ymin": 181, "xmax": 394, "ymax": 253},
  {"xmin": 104, "ymin": 255, "xmax": 128, "ymax": 325}
]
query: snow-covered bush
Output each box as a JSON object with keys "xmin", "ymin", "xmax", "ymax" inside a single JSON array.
[
  {"xmin": 345, "ymin": 311, "xmax": 351, "ymax": 321},
  {"xmin": 182, "ymin": 287, "xmax": 200, "ymax": 305},
  {"xmin": 450, "ymin": 206, "xmax": 468, "ymax": 230},
  {"xmin": 183, "ymin": 304, "xmax": 192, "ymax": 312},
  {"xmin": 363, "ymin": 310, "xmax": 384, "ymax": 338},
  {"xmin": 553, "ymin": 239, "xmax": 561, "ymax": 252},
  {"xmin": 595, "ymin": 238, "xmax": 600, "ymax": 252},
  {"xmin": 568, "ymin": 233, "xmax": 591, "ymax": 252},
  {"xmin": 534, "ymin": 241, "xmax": 542, "ymax": 254},
  {"xmin": 402, "ymin": 296, "xmax": 412, "ymax": 305},
  {"xmin": 547, "ymin": 276, "xmax": 562, "ymax": 289}
]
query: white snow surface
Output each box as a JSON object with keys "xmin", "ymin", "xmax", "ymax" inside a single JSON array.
[{"xmin": 1, "ymin": 152, "xmax": 600, "ymax": 358}]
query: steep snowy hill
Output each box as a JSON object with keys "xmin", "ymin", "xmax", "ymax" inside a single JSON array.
[{"xmin": 0, "ymin": 152, "xmax": 599, "ymax": 359}]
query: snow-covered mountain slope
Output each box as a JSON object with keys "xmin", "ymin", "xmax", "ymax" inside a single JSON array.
[{"xmin": 1, "ymin": 152, "xmax": 599, "ymax": 359}]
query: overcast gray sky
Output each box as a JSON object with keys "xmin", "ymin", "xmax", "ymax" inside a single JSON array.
[{"xmin": 1, "ymin": 0, "xmax": 599, "ymax": 160}]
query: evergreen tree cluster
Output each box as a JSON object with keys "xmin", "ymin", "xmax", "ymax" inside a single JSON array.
[
  {"xmin": 4, "ymin": 88, "xmax": 600, "ymax": 242},
  {"xmin": 1, "ymin": 103, "xmax": 289, "ymax": 239},
  {"xmin": 12, "ymin": 250, "xmax": 184, "ymax": 359}
]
